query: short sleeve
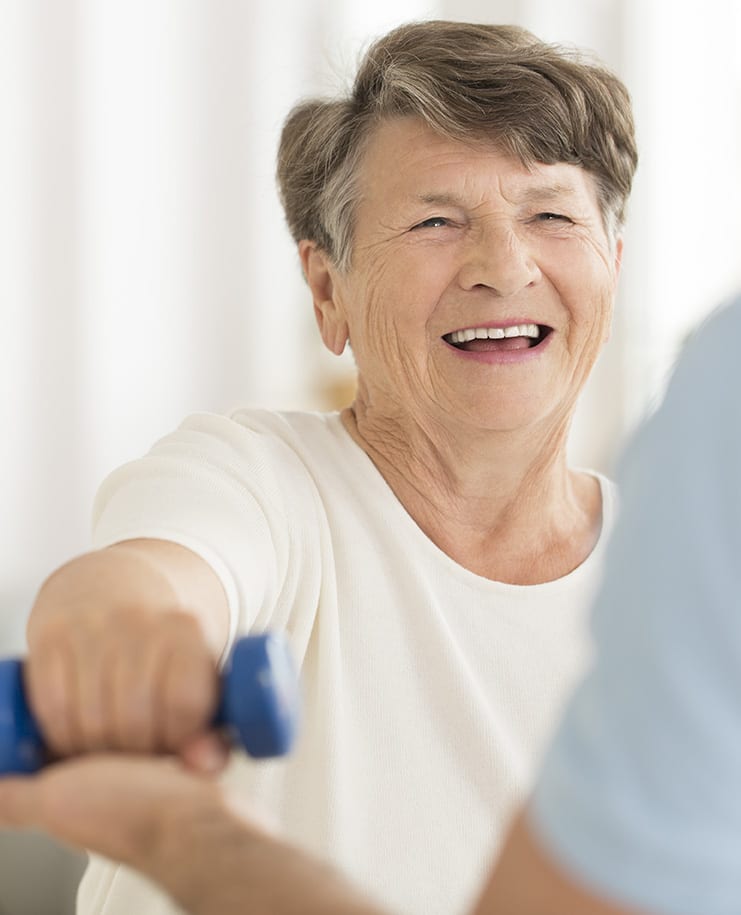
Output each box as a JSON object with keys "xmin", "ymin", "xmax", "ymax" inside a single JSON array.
[
  {"xmin": 92, "ymin": 412, "xmax": 317, "ymax": 656},
  {"xmin": 530, "ymin": 301, "xmax": 741, "ymax": 915}
]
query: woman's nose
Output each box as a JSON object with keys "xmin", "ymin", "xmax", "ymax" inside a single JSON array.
[{"xmin": 457, "ymin": 224, "xmax": 540, "ymax": 297}]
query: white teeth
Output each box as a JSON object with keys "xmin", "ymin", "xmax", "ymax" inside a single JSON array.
[{"xmin": 449, "ymin": 323, "xmax": 540, "ymax": 344}]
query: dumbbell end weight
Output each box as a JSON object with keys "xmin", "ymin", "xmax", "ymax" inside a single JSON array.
[
  {"xmin": 0, "ymin": 660, "xmax": 45, "ymax": 775},
  {"xmin": 215, "ymin": 633, "xmax": 300, "ymax": 759}
]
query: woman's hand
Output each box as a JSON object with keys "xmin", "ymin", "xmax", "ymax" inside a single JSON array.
[{"xmin": 24, "ymin": 540, "xmax": 229, "ymax": 762}]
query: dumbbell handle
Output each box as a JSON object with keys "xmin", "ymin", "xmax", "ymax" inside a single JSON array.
[{"xmin": 0, "ymin": 633, "xmax": 299, "ymax": 775}]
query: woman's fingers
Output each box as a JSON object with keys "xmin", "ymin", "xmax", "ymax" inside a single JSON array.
[
  {"xmin": 108, "ymin": 637, "xmax": 160, "ymax": 752},
  {"xmin": 159, "ymin": 643, "xmax": 219, "ymax": 752},
  {"xmin": 25, "ymin": 640, "xmax": 81, "ymax": 758},
  {"xmin": 25, "ymin": 608, "xmax": 220, "ymax": 760},
  {"xmin": 69, "ymin": 637, "xmax": 115, "ymax": 752}
]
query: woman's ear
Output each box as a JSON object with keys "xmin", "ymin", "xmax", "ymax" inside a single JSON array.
[
  {"xmin": 603, "ymin": 237, "xmax": 624, "ymax": 346},
  {"xmin": 613, "ymin": 237, "xmax": 624, "ymax": 280},
  {"xmin": 299, "ymin": 241, "xmax": 349, "ymax": 356}
]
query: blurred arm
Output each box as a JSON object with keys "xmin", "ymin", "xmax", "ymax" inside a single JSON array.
[
  {"xmin": 477, "ymin": 300, "xmax": 741, "ymax": 915},
  {"xmin": 472, "ymin": 811, "xmax": 644, "ymax": 915},
  {"xmin": 0, "ymin": 752, "xmax": 386, "ymax": 915}
]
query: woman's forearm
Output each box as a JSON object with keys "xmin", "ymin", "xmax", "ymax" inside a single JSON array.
[{"xmin": 153, "ymin": 793, "xmax": 389, "ymax": 915}]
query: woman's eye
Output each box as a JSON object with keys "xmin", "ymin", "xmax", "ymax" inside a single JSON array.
[
  {"xmin": 536, "ymin": 212, "xmax": 572, "ymax": 223},
  {"xmin": 413, "ymin": 216, "xmax": 449, "ymax": 229}
]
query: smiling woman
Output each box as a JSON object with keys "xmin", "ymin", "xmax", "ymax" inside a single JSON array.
[
  {"xmin": 291, "ymin": 114, "xmax": 622, "ymax": 581},
  {"xmin": 19, "ymin": 19, "xmax": 638, "ymax": 915}
]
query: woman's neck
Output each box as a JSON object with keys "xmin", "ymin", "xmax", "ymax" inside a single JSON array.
[{"xmin": 341, "ymin": 404, "xmax": 603, "ymax": 585}]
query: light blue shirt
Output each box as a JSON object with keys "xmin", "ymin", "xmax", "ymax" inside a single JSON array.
[{"xmin": 531, "ymin": 297, "xmax": 741, "ymax": 915}]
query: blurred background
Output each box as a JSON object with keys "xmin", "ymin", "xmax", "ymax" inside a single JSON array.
[{"xmin": 1, "ymin": 0, "xmax": 740, "ymax": 911}]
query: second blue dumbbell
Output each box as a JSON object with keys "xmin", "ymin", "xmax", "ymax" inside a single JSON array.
[{"xmin": 0, "ymin": 633, "xmax": 300, "ymax": 776}]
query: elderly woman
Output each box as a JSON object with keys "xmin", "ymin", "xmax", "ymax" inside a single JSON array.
[{"xmin": 24, "ymin": 19, "xmax": 636, "ymax": 915}]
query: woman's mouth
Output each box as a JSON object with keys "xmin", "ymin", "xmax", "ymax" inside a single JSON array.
[{"xmin": 442, "ymin": 323, "xmax": 553, "ymax": 352}]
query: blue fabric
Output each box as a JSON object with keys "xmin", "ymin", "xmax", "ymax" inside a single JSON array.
[{"xmin": 531, "ymin": 297, "xmax": 741, "ymax": 915}]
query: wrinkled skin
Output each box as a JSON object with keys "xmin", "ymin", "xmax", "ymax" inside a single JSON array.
[{"xmin": 302, "ymin": 116, "xmax": 622, "ymax": 584}]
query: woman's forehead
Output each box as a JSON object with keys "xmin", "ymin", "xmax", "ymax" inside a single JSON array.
[{"xmin": 359, "ymin": 121, "xmax": 598, "ymax": 210}]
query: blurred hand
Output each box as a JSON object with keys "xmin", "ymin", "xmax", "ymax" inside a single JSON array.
[
  {"xmin": 25, "ymin": 541, "xmax": 228, "ymax": 762},
  {"xmin": 0, "ymin": 739, "xmax": 231, "ymax": 878},
  {"xmin": 0, "ymin": 745, "xmax": 384, "ymax": 915}
]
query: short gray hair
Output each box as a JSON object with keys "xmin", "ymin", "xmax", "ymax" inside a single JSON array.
[{"xmin": 277, "ymin": 20, "xmax": 638, "ymax": 271}]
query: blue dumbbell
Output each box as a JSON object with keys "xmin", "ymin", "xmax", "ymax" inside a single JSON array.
[{"xmin": 0, "ymin": 633, "xmax": 300, "ymax": 775}]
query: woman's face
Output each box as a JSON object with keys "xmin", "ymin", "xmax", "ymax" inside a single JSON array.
[{"xmin": 304, "ymin": 116, "xmax": 622, "ymax": 437}]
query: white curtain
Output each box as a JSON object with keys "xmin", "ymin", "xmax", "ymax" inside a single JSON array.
[
  {"xmin": 2, "ymin": 0, "xmax": 741, "ymax": 652},
  {"xmin": 2, "ymin": 2, "xmax": 741, "ymax": 912},
  {"xmin": 0, "ymin": 0, "xmax": 437, "ymax": 649}
]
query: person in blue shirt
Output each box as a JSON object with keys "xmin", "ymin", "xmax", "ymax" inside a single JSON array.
[
  {"xmin": 481, "ymin": 293, "xmax": 741, "ymax": 914},
  {"xmin": 1, "ymin": 295, "xmax": 739, "ymax": 915}
]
